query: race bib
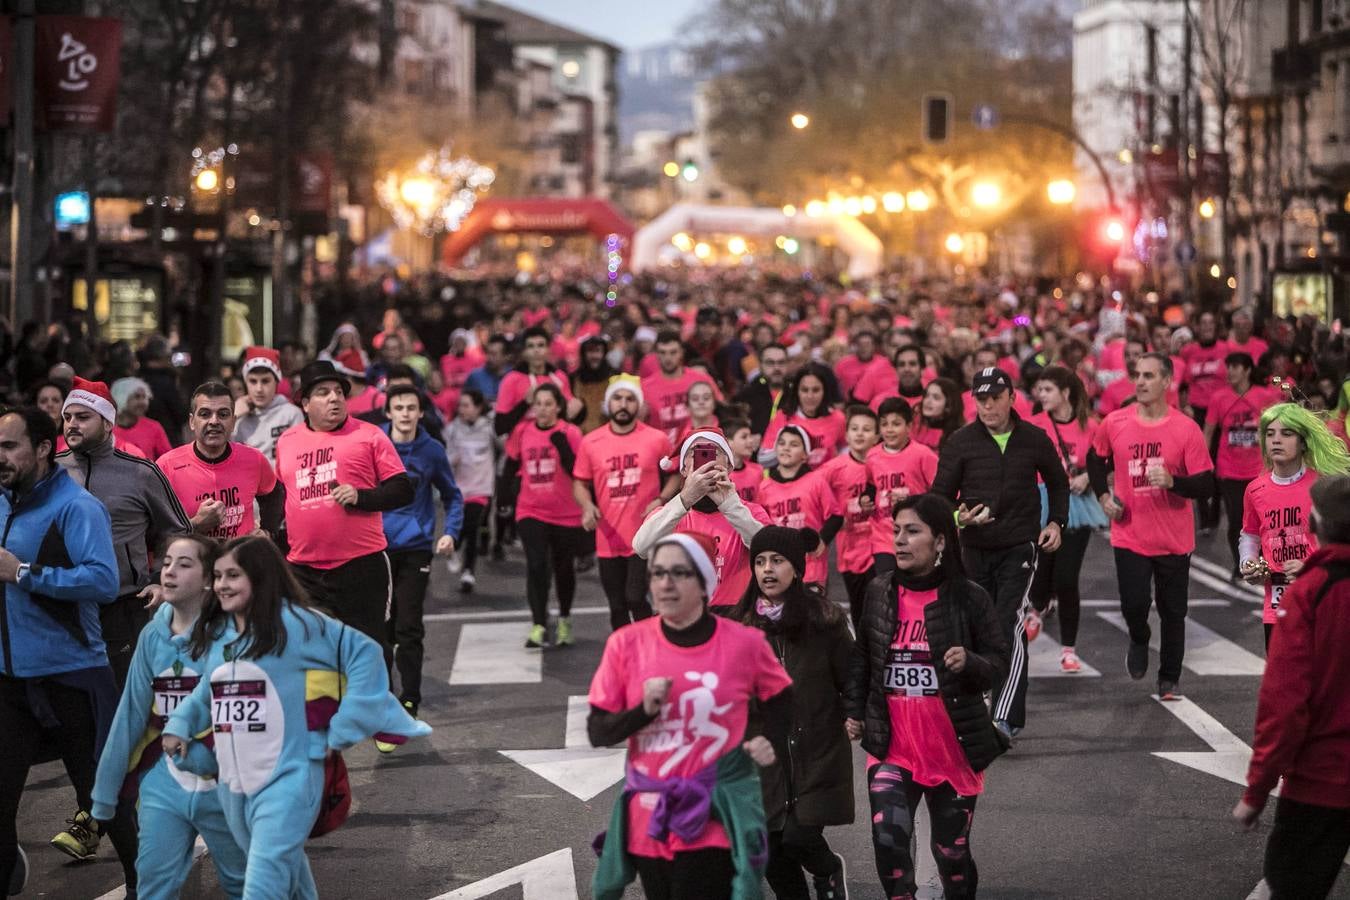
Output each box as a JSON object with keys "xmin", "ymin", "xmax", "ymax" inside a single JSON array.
[
  {"xmin": 883, "ymin": 647, "xmax": 939, "ymax": 697},
  {"xmin": 1227, "ymin": 426, "xmax": 1257, "ymax": 448},
  {"xmin": 1270, "ymin": 583, "xmax": 1285, "ymax": 610},
  {"xmin": 212, "ymin": 680, "xmax": 267, "ymax": 733},
  {"xmin": 152, "ymin": 675, "xmax": 198, "ymax": 717}
]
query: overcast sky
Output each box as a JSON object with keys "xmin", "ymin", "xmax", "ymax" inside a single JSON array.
[{"xmin": 505, "ymin": 0, "xmax": 705, "ymax": 50}]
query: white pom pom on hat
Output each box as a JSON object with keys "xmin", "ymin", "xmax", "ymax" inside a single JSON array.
[{"xmin": 660, "ymin": 429, "xmax": 736, "ymax": 473}]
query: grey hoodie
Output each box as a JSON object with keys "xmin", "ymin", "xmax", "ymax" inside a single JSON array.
[{"xmin": 233, "ymin": 393, "xmax": 304, "ymax": 463}]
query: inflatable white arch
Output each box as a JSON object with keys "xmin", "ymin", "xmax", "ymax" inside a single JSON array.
[{"xmin": 630, "ymin": 203, "xmax": 884, "ymax": 279}]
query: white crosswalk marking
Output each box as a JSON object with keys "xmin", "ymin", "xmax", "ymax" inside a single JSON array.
[
  {"xmin": 1097, "ymin": 612, "xmax": 1264, "ymax": 676},
  {"xmin": 448, "ymin": 622, "xmax": 543, "ymax": 684}
]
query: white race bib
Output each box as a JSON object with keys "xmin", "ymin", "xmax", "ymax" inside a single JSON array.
[
  {"xmin": 212, "ymin": 680, "xmax": 268, "ymax": 733},
  {"xmin": 884, "ymin": 648, "xmax": 939, "ymax": 697},
  {"xmin": 151, "ymin": 675, "xmax": 197, "ymax": 717}
]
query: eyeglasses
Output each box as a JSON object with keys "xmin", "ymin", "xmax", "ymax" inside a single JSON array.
[{"xmin": 650, "ymin": 567, "xmax": 698, "ymax": 582}]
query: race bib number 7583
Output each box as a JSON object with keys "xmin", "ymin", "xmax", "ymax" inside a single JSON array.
[{"xmin": 883, "ymin": 648, "xmax": 939, "ymax": 697}]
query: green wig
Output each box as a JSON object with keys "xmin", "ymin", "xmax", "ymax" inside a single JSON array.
[{"xmin": 1259, "ymin": 402, "xmax": 1350, "ymax": 476}]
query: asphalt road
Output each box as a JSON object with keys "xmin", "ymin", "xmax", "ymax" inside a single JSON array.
[{"xmin": 15, "ymin": 530, "xmax": 1350, "ymax": 899}]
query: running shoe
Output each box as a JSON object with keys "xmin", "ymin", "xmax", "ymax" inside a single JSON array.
[
  {"xmin": 555, "ymin": 617, "xmax": 574, "ymax": 646},
  {"xmin": 1024, "ymin": 608, "xmax": 1042, "ymax": 642},
  {"xmin": 8, "ymin": 843, "xmax": 26, "ymax": 895},
  {"xmin": 1126, "ymin": 641, "xmax": 1149, "ymax": 680},
  {"xmin": 1157, "ymin": 680, "xmax": 1181, "ymax": 701},
  {"xmin": 491, "ymin": 545, "xmax": 506, "ymax": 562},
  {"xmin": 525, "ymin": 624, "xmax": 547, "ymax": 648},
  {"xmin": 50, "ymin": 811, "xmax": 99, "ymax": 861},
  {"xmin": 459, "ymin": 570, "xmax": 476, "ymax": 594},
  {"xmin": 1060, "ymin": 647, "xmax": 1082, "ymax": 673},
  {"xmin": 812, "ymin": 851, "xmax": 848, "ymax": 899},
  {"xmin": 375, "ymin": 736, "xmax": 398, "ymax": 754},
  {"xmin": 402, "ymin": 699, "xmax": 419, "ymax": 719},
  {"xmin": 993, "ymin": 719, "xmax": 1015, "ymax": 745}
]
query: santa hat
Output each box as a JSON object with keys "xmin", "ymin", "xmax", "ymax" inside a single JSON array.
[
  {"xmin": 776, "ymin": 424, "xmax": 812, "ymax": 457},
  {"xmin": 603, "ymin": 374, "xmax": 643, "ymax": 408},
  {"xmin": 660, "ymin": 429, "xmax": 736, "ymax": 473},
  {"xmin": 63, "ymin": 377, "xmax": 117, "ymax": 424},
  {"xmin": 333, "ymin": 349, "xmax": 367, "ymax": 379},
  {"xmin": 241, "ymin": 346, "xmax": 282, "ymax": 380},
  {"xmin": 653, "ymin": 532, "xmax": 719, "ymax": 596},
  {"xmin": 633, "ymin": 326, "xmax": 658, "ymax": 345}
]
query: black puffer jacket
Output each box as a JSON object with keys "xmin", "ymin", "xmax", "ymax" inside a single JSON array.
[
  {"xmin": 846, "ymin": 570, "xmax": 1011, "ymax": 772},
  {"xmin": 930, "ymin": 413, "xmax": 1069, "ymax": 550}
]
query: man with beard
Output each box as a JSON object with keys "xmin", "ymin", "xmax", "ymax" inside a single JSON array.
[
  {"xmin": 572, "ymin": 376, "xmax": 675, "ymax": 630},
  {"xmin": 157, "ymin": 381, "xmax": 283, "ymax": 540},
  {"xmin": 571, "ymin": 334, "xmax": 617, "ymax": 434},
  {"xmin": 855, "ymin": 344, "xmax": 927, "ymax": 410},
  {"xmin": 56, "ymin": 377, "xmax": 191, "ymax": 688},
  {"xmin": 735, "ymin": 342, "xmax": 790, "ymax": 440},
  {"xmin": 641, "ymin": 329, "xmax": 723, "ymax": 446}
]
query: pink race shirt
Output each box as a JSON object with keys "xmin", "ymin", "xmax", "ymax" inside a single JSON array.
[
  {"xmin": 872, "ymin": 585, "xmax": 982, "ymax": 795},
  {"xmin": 509, "ymin": 421, "xmax": 583, "ymax": 527},
  {"xmin": 641, "ymin": 369, "xmax": 722, "ymax": 445},
  {"xmin": 588, "ymin": 617, "xmax": 792, "ymax": 860},
  {"xmin": 763, "ymin": 409, "xmax": 846, "ymax": 469},
  {"xmin": 659, "ymin": 501, "xmax": 773, "ymax": 606},
  {"xmin": 1181, "ymin": 341, "xmax": 1228, "ymax": 410},
  {"xmin": 573, "ymin": 423, "xmax": 672, "ymax": 557},
  {"xmin": 756, "ymin": 471, "xmax": 839, "ymax": 584},
  {"xmin": 494, "ymin": 370, "xmax": 576, "ymax": 436},
  {"xmin": 730, "ymin": 462, "xmax": 763, "ymax": 505},
  {"xmin": 1027, "ymin": 413, "xmax": 1098, "ymax": 478},
  {"xmin": 1097, "ymin": 378, "xmax": 1181, "ymax": 416},
  {"xmin": 275, "ymin": 417, "xmax": 407, "ymax": 568},
  {"xmin": 1243, "ymin": 470, "xmax": 1319, "ymax": 623},
  {"xmin": 1091, "ymin": 408, "xmax": 1213, "ymax": 556},
  {"xmin": 1208, "ymin": 385, "xmax": 1282, "ymax": 480},
  {"xmin": 836, "ymin": 354, "xmax": 891, "ymax": 399},
  {"xmin": 866, "ymin": 441, "xmax": 938, "ymax": 555},
  {"xmin": 852, "ymin": 365, "xmax": 897, "ymax": 407},
  {"xmin": 156, "ymin": 443, "xmax": 277, "ymax": 540},
  {"xmin": 115, "ymin": 418, "xmax": 172, "ymax": 462},
  {"xmin": 818, "ymin": 452, "xmax": 874, "ymax": 574}
]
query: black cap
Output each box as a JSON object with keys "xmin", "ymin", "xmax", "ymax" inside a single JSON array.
[
  {"xmin": 972, "ymin": 366, "xmax": 1013, "ymax": 397},
  {"xmin": 298, "ymin": 360, "xmax": 352, "ymax": 399},
  {"xmin": 749, "ymin": 526, "xmax": 822, "ymax": 578}
]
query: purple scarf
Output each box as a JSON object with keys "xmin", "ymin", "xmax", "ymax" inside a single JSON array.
[{"xmin": 626, "ymin": 761, "xmax": 719, "ymax": 843}]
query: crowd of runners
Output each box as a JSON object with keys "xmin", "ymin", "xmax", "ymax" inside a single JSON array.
[{"xmin": 3, "ymin": 266, "xmax": 1350, "ymax": 899}]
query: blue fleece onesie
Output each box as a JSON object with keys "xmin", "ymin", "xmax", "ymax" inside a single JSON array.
[
  {"xmin": 163, "ymin": 604, "xmax": 431, "ymax": 899},
  {"xmin": 91, "ymin": 602, "xmax": 246, "ymax": 898}
]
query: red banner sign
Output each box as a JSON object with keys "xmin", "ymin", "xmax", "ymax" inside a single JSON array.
[{"xmin": 35, "ymin": 16, "xmax": 121, "ymax": 132}]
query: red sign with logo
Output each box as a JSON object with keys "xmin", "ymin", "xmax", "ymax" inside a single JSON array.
[{"xmin": 35, "ymin": 16, "xmax": 122, "ymax": 132}]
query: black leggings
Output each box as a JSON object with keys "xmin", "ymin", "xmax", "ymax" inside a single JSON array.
[
  {"xmin": 516, "ymin": 518, "xmax": 583, "ymax": 626},
  {"xmin": 765, "ymin": 810, "xmax": 840, "ymax": 899},
  {"xmin": 0, "ymin": 675, "xmax": 139, "ymax": 891},
  {"xmin": 868, "ymin": 763, "xmax": 978, "ymax": 900},
  {"xmin": 461, "ymin": 500, "xmax": 488, "ymax": 574},
  {"xmin": 1264, "ymin": 796, "xmax": 1350, "ymax": 899},
  {"xmin": 1219, "ymin": 477, "xmax": 1251, "ymax": 574},
  {"xmin": 597, "ymin": 555, "xmax": 651, "ymax": 630},
  {"xmin": 631, "ymin": 847, "xmax": 735, "ymax": 900},
  {"xmin": 843, "ymin": 567, "xmax": 875, "ymax": 634},
  {"xmin": 493, "ymin": 473, "xmax": 518, "ymax": 550},
  {"xmin": 1029, "ymin": 526, "xmax": 1091, "ymax": 647}
]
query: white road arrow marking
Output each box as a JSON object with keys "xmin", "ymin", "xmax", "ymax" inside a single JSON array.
[
  {"xmin": 1151, "ymin": 695, "xmax": 1255, "ymax": 787},
  {"xmin": 500, "ymin": 696, "xmax": 627, "ymax": 801},
  {"xmin": 1097, "ymin": 611, "xmax": 1265, "ymax": 676},
  {"xmin": 427, "ymin": 848, "xmax": 579, "ymax": 900},
  {"xmin": 449, "ymin": 622, "xmax": 542, "ymax": 685}
]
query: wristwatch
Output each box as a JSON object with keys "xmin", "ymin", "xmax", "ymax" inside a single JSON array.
[{"xmin": 15, "ymin": 562, "xmax": 29, "ymax": 582}]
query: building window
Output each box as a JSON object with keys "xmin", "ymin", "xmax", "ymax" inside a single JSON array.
[{"xmin": 560, "ymin": 132, "xmax": 585, "ymax": 164}]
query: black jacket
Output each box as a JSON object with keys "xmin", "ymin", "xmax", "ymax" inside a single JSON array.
[
  {"xmin": 746, "ymin": 612, "xmax": 855, "ymax": 829},
  {"xmin": 734, "ymin": 377, "xmax": 782, "ymax": 438},
  {"xmin": 930, "ymin": 413, "xmax": 1069, "ymax": 550},
  {"xmin": 846, "ymin": 570, "xmax": 1011, "ymax": 772}
]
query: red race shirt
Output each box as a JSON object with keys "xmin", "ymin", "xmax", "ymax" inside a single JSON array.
[
  {"xmin": 865, "ymin": 441, "xmax": 938, "ymax": 555},
  {"xmin": 818, "ymin": 452, "xmax": 874, "ymax": 574},
  {"xmin": 588, "ymin": 616, "xmax": 791, "ymax": 859},
  {"xmin": 157, "ymin": 443, "xmax": 276, "ymax": 540},
  {"xmin": 756, "ymin": 471, "xmax": 839, "ymax": 584},
  {"xmin": 275, "ymin": 417, "xmax": 407, "ymax": 568},
  {"xmin": 573, "ymin": 423, "xmax": 672, "ymax": 557},
  {"xmin": 853, "ymin": 365, "xmax": 898, "ymax": 407},
  {"xmin": 1208, "ymin": 385, "xmax": 1282, "ymax": 480},
  {"xmin": 509, "ymin": 421, "xmax": 583, "ymax": 528},
  {"xmin": 762, "ymin": 409, "xmax": 846, "ymax": 469},
  {"xmin": 730, "ymin": 462, "xmax": 764, "ymax": 505},
  {"xmin": 1243, "ymin": 470, "xmax": 1319, "ymax": 623},
  {"xmin": 1091, "ymin": 407, "xmax": 1212, "ymax": 556},
  {"xmin": 641, "ymin": 369, "xmax": 722, "ymax": 446}
]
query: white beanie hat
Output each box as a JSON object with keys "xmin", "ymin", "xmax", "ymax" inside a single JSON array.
[
  {"xmin": 661, "ymin": 429, "xmax": 736, "ymax": 473},
  {"xmin": 653, "ymin": 532, "xmax": 719, "ymax": 596},
  {"xmin": 774, "ymin": 424, "xmax": 812, "ymax": 457},
  {"xmin": 603, "ymin": 374, "xmax": 644, "ymax": 408}
]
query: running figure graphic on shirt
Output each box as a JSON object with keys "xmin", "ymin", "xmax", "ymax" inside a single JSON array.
[{"xmin": 657, "ymin": 671, "xmax": 733, "ymax": 776}]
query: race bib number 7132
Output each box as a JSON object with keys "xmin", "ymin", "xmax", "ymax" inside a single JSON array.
[{"xmin": 212, "ymin": 680, "xmax": 267, "ymax": 733}]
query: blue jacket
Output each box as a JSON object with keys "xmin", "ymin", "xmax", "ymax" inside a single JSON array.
[
  {"xmin": 380, "ymin": 423, "xmax": 464, "ymax": 552},
  {"xmin": 0, "ymin": 466, "xmax": 120, "ymax": 677},
  {"xmin": 463, "ymin": 365, "xmax": 506, "ymax": 403}
]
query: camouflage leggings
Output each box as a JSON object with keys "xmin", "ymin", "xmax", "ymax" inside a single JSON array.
[{"xmin": 867, "ymin": 763, "xmax": 978, "ymax": 900}]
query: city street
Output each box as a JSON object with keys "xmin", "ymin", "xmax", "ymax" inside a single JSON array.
[{"xmin": 16, "ymin": 531, "xmax": 1327, "ymax": 900}]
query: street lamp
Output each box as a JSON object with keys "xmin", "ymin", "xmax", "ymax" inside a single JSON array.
[
  {"xmin": 804, "ymin": 200, "xmax": 826, "ymax": 217},
  {"xmin": 1047, "ymin": 179, "xmax": 1076, "ymax": 205},
  {"xmin": 1198, "ymin": 198, "xmax": 1216, "ymax": 219},
  {"xmin": 882, "ymin": 192, "xmax": 905, "ymax": 212},
  {"xmin": 944, "ymin": 233, "xmax": 965, "ymax": 254},
  {"xmin": 905, "ymin": 191, "xmax": 931, "ymax": 212},
  {"xmin": 663, "ymin": 161, "xmax": 680, "ymax": 178},
  {"xmin": 727, "ymin": 236, "xmax": 747, "ymax": 255},
  {"xmin": 790, "ymin": 113, "xmax": 810, "ymax": 130},
  {"xmin": 194, "ymin": 168, "xmax": 219, "ymax": 192},
  {"xmin": 971, "ymin": 181, "xmax": 1002, "ymax": 209}
]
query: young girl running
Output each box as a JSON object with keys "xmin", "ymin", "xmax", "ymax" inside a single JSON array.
[
  {"xmin": 160, "ymin": 537, "xmax": 429, "ymax": 900},
  {"xmin": 445, "ymin": 388, "xmax": 496, "ymax": 593},
  {"xmin": 92, "ymin": 535, "xmax": 247, "ymax": 899}
]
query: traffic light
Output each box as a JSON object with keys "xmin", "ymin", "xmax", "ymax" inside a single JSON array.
[
  {"xmin": 680, "ymin": 160, "xmax": 699, "ymax": 182},
  {"xmin": 922, "ymin": 94, "xmax": 952, "ymax": 144}
]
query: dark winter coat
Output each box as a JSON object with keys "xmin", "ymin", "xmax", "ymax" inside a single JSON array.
[
  {"xmin": 846, "ymin": 570, "xmax": 1011, "ymax": 772},
  {"xmin": 930, "ymin": 413, "xmax": 1069, "ymax": 550},
  {"xmin": 747, "ymin": 611, "xmax": 855, "ymax": 829}
]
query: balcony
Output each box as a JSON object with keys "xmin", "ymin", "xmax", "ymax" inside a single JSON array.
[{"xmin": 1272, "ymin": 47, "xmax": 1319, "ymax": 89}]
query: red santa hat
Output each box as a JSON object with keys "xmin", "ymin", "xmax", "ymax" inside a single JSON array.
[
  {"xmin": 63, "ymin": 377, "xmax": 117, "ymax": 424},
  {"xmin": 332, "ymin": 349, "xmax": 367, "ymax": 380},
  {"xmin": 652, "ymin": 532, "xmax": 719, "ymax": 596},
  {"xmin": 241, "ymin": 346, "xmax": 283, "ymax": 380},
  {"xmin": 660, "ymin": 428, "xmax": 736, "ymax": 473},
  {"xmin": 776, "ymin": 424, "xmax": 812, "ymax": 457}
]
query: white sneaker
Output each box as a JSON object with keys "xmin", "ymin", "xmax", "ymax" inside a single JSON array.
[{"xmin": 459, "ymin": 570, "xmax": 476, "ymax": 594}]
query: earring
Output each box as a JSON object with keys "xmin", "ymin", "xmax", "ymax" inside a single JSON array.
[{"xmin": 935, "ymin": 547, "xmax": 944, "ymax": 568}]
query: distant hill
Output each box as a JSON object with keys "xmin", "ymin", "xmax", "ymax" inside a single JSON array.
[{"xmin": 618, "ymin": 42, "xmax": 697, "ymax": 142}]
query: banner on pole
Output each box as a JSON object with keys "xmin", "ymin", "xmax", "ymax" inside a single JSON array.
[{"xmin": 35, "ymin": 16, "xmax": 121, "ymax": 132}]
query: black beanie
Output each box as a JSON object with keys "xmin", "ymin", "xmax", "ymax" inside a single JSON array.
[{"xmin": 749, "ymin": 525, "xmax": 822, "ymax": 578}]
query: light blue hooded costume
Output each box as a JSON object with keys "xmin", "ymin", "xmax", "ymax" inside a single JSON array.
[
  {"xmin": 163, "ymin": 603, "xmax": 431, "ymax": 899},
  {"xmin": 91, "ymin": 602, "xmax": 247, "ymax": 899}
]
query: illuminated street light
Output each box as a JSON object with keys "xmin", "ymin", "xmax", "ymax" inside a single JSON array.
[
  {"xmin": 1103, "ymin": 219, "xmax": 1126, "ymax": 244},
  {"xmin": 843, "ymin": 196, "xmax": 863, "ymax": 217},
  {"xmin": 1209, "ymin": 263, "xmax": 1222, "ymax": 278},
  {"xmin": 1046, "ymin": 179, "xmax": 1076, "ymax": 205},
  {"xmin": 804, "ymin": 200, "xmax": 826, "ymax": 217},
  {"xmin": 663, "ymin": 161, "xmax": 680, "ymax": 178},
  {"xmin": 782, "ymin": 204, "xmax": 797, "ymax": 216},
  {"xmin": 194, "ymin": 168, "xmax": 219, "ymax": 192},
  {"xmin": 1198, "ymin": 198, "xmax": 1216, "ymax": 219},
  {"xmin": 971, "ymin": 181, "xmax": 1002, "ymax": 209},
  {"xmin": 905, "ymin": 191, "xmax": 931, "ymax": 211},
  {"xmin": 944, "ymin": 233, "xmax": 965, "ymax": 254},
  {"xmin": 693, "ymin": 241, "xmax": 712, "ymax": 259},
  {"xmin": 727, "ymin": 236, "xmax": 748, "ymax": 255},
  {"xmin": 782, "ymin": 237, "xmax": 800, "ymax": 254},
  {"xmin": 861, "ymin": 196, "xmax": 877, "ymax": 214},
  {"xmin": 882, "ymin": 192, "xmax": 905, "ymax": 213},
  {"xmin": 671, "ymin": 232, "xmax": 694, "ymax": 252},
  {"xmin": 681, "ymin": 161, "xmax": 700, "ymax": 182},
  {"xmin": 790, "ymin": 113, "xmax": 810, "ymax": 130}
]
